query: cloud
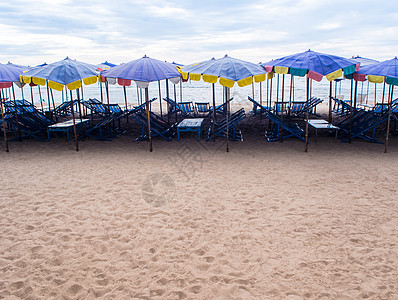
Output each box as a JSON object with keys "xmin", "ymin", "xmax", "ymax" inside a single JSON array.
[{"xmin": 0, "ymin": 0, "xmax": 397, "ymax": 66}]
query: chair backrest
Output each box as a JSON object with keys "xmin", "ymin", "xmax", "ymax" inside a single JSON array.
[
  {"xmin": 195, "ymin": 102, "xmax": 210, "ymax": 113},
  {"xmin": 290, "ymin": 102, "xmax": 306, "ymax": 112},
  {"xmin": 273, "ymin": 102, "xmax": 288, "ymax": 113},
  {"xmin": 179, "ymin": 101, "xmax": 193, "ymax": 113}
]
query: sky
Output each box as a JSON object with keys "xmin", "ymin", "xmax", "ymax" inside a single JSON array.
[{"xmin": 0, "ymin": 0, "xmax": 397, "ymax": 67}]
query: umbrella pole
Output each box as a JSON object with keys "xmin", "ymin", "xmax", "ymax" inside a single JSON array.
[
  {"xmin": 252, "ymin": 82, "xmax": 255, "ymax": 100},
  {"xmin": 123, "ymin": 86, "xmax": 129, "ymax": 123},
  {"xmin": 328, "ymin": 81, "xmax": 332, "ymax": 123},
  {"xmin": 166, "ymin": 79, "xmax": 170, "ymax": 124},
  {"xmin": 280, "ymin": 74, "xmax": 285, "ymax": 142},
  {"xmin": 305, "ymin": 75, "xmax": 310, "ymax": 152},
  {"xmin": 38, "ymin": 86, "xmax": 44, "ymax": 113},
  {"xmin": 145, "ymin": 87, "xmax": 153, "ymax": 152},
  {"xmin": 353, "ymin": 80, "xmax": 358, "ymax": 110},
  {"xmin": 0, "ymin": 90, "xmax": 9, "ymax": 152},
  {"xmin": 348, "ymin": 79, "xmax": 354, "ymax": 143},
  {"xmin": 382, "ymin": 81, "xmax": 386, "ymax": 105},
  {"xmin": 77, "ymin": 88, "xmax": 85, "ymax": 141},
  {"xmin": 30, "ymin": 85, "xmax": 34, "ymax": 106},
  {"xmin": 174, "ymin": 83, "xmax": 177, "ymax": 123},
  {"xmin": 100, "ymin": 82, "xmax": 104, "ymax": 103},
  {"xmin": 289, "ymin": 75, "xmax": 293, "ymax": 107},
  {"xmin": 259, "ymin": 81, "xmax": 262, "ymax": 116},
  {"xmin": 158, "ymin": 81, "xmax": 163, "ymax": 118},
  {"xmin": 385, "ymin": 84, "xmax": 393, "ymax": 153},
  {"xmin": 180, "ymin": 79, "xmax": 182, "ymax": 102},
  {"xmin": 11, "ymin": 84, "xmax": 16, "ymax": 101},
  {"xmin": 69, "ymin": 90, "xmax": 78, "ymax": 151},
  {"xmin": 105, "ymin": 81, "xmax": 110, "ymax": 114},
  {"xmin": 212, "ymin": 83, "xmax": 216, "ymax": 141},
  {"xmin": 46, "ymin": 83, "xmax": 52, "ymax": 120},
  {"xmin": 225, "ymin": 86, "xmax": 229, "ymax": 152}
]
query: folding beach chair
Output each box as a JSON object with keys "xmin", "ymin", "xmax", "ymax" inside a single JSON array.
[
  {"xmin": 131, "ymin": 111, "xmax": 176, "ymax": 141},
  {"xmin": 84, "ymin": 111, "xmax": 125, "ymax": 141},
  {"xmin": 247, "ymin": 96, "xmax": 269, "ymax": 115},
  {"xmin": 178, "ymin": 101, "xmax": 195, "ymax": 117},
  {"xmin": 336, "ymin": 110, "xmax": 386, "ymax": 143},
  {"xmin": 273, "ymin": 102, "xmax": 288, "ymax": 115},
  {"xmin": 162, "ymin": 97, "xmax": 181, "ymax": 115},
  {"xmin": 206, "ymin": 108, "xmax": 246, "ymax": 141},
  {"xmin": 264, "ymin": 111, "xmax": 305, "ymax": 142},
  {"xmin": 195, "ymin": 102, "xmax": 211, "ymax": 117}
]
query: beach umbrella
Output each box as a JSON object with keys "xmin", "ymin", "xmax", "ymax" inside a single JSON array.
[
  {"xmin": 21, "ymin": 57, "xmax": 99, "ymax": 151},
  {"xmin": 354, "ymin": 57, "xmax": 398, "ymax": 152},
  {"xmin": 180, "ymin": 55, "xmax": 267, "ymax": 152},
  {"xmin": 101, "ymin": 55, "xmax": 181, "ymax": 152},
  {"xmin": 96, "ymin": 61, "xmax": 117, "ymax": 71},
  {"xmin": 263, "ymin": 50, "xmax": 358, "ymax": 151},
  {"xmin": 0, "ymin": 63, "xmax": 27, "ymax": 152}
]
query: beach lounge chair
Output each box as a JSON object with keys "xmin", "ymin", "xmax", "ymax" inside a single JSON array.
[
  {"xmin": 336, "ymin": 110, "xmax": 386, "ymax": 143},
  {"xmin": 290, "ymin": 97, "xmax": 324, "ymax": 118},
  {"xmin": 130, "ymin": 110, "xmax": 176, "ymax": 141},
  {"xmin": 214, "ymin": 97, "xmax": 234, "ymax": 116},
  {"xmin": 264, "ymin": 111, "xmax": 305, "ymax": 142},
  {"xmin": 332, "ymin": 97, "xmax": 353, "ymax": 116},
  {"xmin": 273, "ymin": 102, "xmax": 288, "ymax": 115},
  {"xmin": 206, "ymin": 108, "xmax": 246, "ymax": 141},
  {"xmin": 178, "ymin": 101, "xmax": 195, "ymax": 117},
  {"xmin": 247, "ymin": 96, "xmax": 269, "ymax": 115},
  {"xmin": 52, "ymin": 100, "xmax": 79, "ymax": 117},
  {"xmin": 195, "ymin": 102, "xmax": 211, "ymax": 117},
  {"xmin": 162, "ymin": 97, "xmax": 181, "ymax": 115},
  {"xmin": 84, "ymin": 111, "xmax": 125, "ymax": 141}
]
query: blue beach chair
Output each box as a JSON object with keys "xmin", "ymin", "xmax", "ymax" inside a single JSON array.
[
  {"xmin": 264, "ymin": 111, "xmax": 305, "ymax": 142},
  {"xmin": 247, "ymin": 96, "xmax": 269, "ymax": 115},
  {"xmin": 207, "ymin": 108, "xmax": 246, "ymax": 141},
  {"xmin": 195, "ymin": 102, "xmax": 211, "ymax": 117}
]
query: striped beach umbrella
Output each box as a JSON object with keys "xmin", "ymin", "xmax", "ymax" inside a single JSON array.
[
  {"xmin": 263, "ymin": 50, "xmax": 358, "ymax": 151},
  {"xmin": 355, "ymin": 57, "xmax": 398, "ymax": 152}
]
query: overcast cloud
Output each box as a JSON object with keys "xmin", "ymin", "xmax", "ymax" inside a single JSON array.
[{"xmin": 1, "ymin": 0, "xmax": 397, "ymax": 66}]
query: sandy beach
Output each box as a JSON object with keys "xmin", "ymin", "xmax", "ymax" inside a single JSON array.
[{"xmin": 0, "ymin": 113, "xmax": 398, "ymax": 299}]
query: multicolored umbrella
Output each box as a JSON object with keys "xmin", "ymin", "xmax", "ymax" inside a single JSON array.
[
  {"xmin": 101, "ymin": 55, "xmax": 181, "ymax": 152},
  {"xmin": 263, "ymin": 50, "xmax": 358, "ymax": 151},
  {"xmin": 0, "ymin": 63, "xmax": 28, "ymax": 152},
  {"xmin": 180, "ymin": 55, "xmax": 267, "ymax": 151},
  {"xmin": 263, "ymin": 50, "xmax": 358, "ymax": 82},
  {"xmin": 355, "ymin": 57, "xmax": 398, "ymax": 152},
  {"xmin": 96, "ymin": 61, "xmax": 117, "ymax": 71},
  {"xmin": 180, "ymin": 55, "xmax": 267, "ymax": 88},
  {"xmin": 101, "ymin": 55, "xmax": 180, "ymax": 87},
  {"xmin": 21, "ymin": 58, "xmax": 99, "ymax": 151},
  {"xmin": 21, "ymin": 57, "xmax": 98, "ymax": 91},
  {"xmin": 349, "ymin": 56, "xmax": 379, "ymax": 67}
]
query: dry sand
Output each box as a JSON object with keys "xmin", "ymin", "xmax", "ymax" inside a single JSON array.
[{"xmin": 0, "ymin": 114, "xmax": 398, "ymax": 299}]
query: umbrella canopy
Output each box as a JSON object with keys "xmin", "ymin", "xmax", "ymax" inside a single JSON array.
[
  {"xmin": 180, "ymin": 55, "xmax": 266, "ymax": 88},
  {"xmin": 349, "ymin": 56, "xmax": 379, "ymax": 67},
  {"xmin": 263, "ymin": 49, "xmax": 358, "ymax": 81},
  {"xmin": 355, "ymin": 57, "xmax": 398, "ymax": 85},
  {"xmin": 21, "ymin": 58, "xmax": 98, "ymax": 91},
  {"xmin": 96, "ymin": 61, "xmax": 117, "ymax": 71},
  {"xmin": 0, "ymin": 63, "xmax": 26, "ymax": 88},
  {"xmin": 101, "ymin": 55, "xmax": 181, "ymax": 87}
]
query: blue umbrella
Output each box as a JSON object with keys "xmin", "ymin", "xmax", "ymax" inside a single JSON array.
[
  {"xmin": 101, "ymin": 55, "xmax": 181, "ymax": 152},
  {"xmin": 22, "ymin": 58, "xmax": 99, "ymax": 151},
  {"xmin": 349, "ymin": 56, "xmax": 379, "ymax": 67},
  {"xmin": 0, "ymin": 63, "xmax": 27, "ymax": 152},
  {"xmin": 96, "ymin": 61, "xmax": 117, "ymax": 71},
  {"xmin": 263, "ymin": 50, "xmax": 358, "ymax": 81},
  {"xmin": 0, "ymin": 63, "xmax": 26, "ymax": 84},
  {"xmin": 263, "ymin": 50, "xmax": 358, "ymax": 151},
  {"xmin": 180, "ymin": 55, "xmax": 266, "ymax": 88},
  {"xmin": 355, "ymin": 57, "xmax": 398, "ymax": 152},
  {"xmin": 22, "ymin": 57, "xmax": 99, "ymax": 91},
  {"xmin": 102, "ymin": 55, "xmax": 180, "ymax": 85},
  {"xmin": 181, "ymin": 55, "xmax": 267, "ymax": 152}
]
